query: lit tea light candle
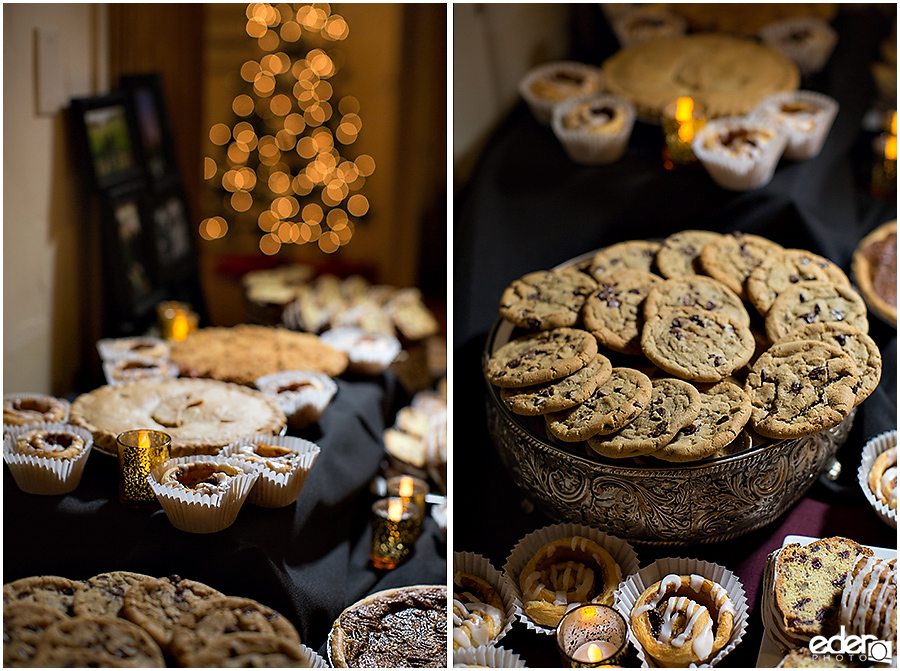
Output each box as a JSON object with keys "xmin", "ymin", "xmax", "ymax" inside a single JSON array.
[
  {"xmin": 117, "ymin": 429, "xmax": 171, "ymax": 508},
  {"xmin": 871, "ymin": 131, "xmax": 897, "ymax": 199},
  {"xmin": 662, "ymin": 96, "xmax": 707, "ymax": 168},
  {"xmin": 386, "ymin": 475, "xmax": 428, "ymax": 519},
  {"xmin": 556, "ymin": 604, "xmax": 628, "ymax": 668},
  {"xmin": 572, "ymin": 641, "xmax": 620, "ymax": 663},
  {"xmin": 157, "ymin": 301, "xmax": 198, "ymax": 342},
  {"xmin": 370, "ymin": 497, "xmax": 420, "ymax": 570}
]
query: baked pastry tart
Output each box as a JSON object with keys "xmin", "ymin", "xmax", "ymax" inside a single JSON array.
[
  {"xmin": 869, "ymin": 445, "xmax": 898, "ymax": 510},
  {"xmin": 3, "ymin": 394, "xmax": 69, "ymax": 428},
  {"xmin": 453, "ymin": 573, "xmax": 505, "ymax": 650},
  {"xmin": 518, "ymin": 536, "xmax": 622, "ymax": 628},
  {"xmin": 630, "ymin": 574, "xmax": 735, "ymax": 666}
]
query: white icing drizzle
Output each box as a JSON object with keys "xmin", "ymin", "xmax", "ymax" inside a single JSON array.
[
  {"xmin": 874, "ymin": 447, "xmax": 897, "ymax": 508},
  {"xmin": 839, "ymin": 556, "xmax": 897, "ymax": 639},
  {"xmin": 452, "ymin": 594, "xmax": 503, "ymax": 648}
]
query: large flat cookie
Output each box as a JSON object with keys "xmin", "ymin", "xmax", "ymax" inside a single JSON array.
[
  {"xmin": 764, "ymin": 280, "xmax": 869, "ymax": 342},
  {"xmin": 641, "ymin": 308, "xmax": 755, "ymax": 383},
  {"xmin": 655, "ymin": 229, "xmax": 724, "ymax": 278},
  {"xmin": 178, "ymin": 633, "xmax": 311, "ymax": 668},
  {"xmin": 745, "ymin": 340, "xmax": 859, "ymax": 439},
  {"xmin": 698, "ymin": 232, "xmax": 784, "ymax": 299},
  {"xmin": 31, "ymin": 615, "xmax": 165, "ymax": 668},
  {"xmin": 589, "ymin": 240, "xmax": 661, "ymax": 280},
  {"xmin": 3, "ymin": 603, "xmax": 65, "ymax": 668},
  {"xmin": 644, "ymin": 275, "xmax": 750, "ymax": 327},
  {"xmin": 500, "ymin": 353, "xmax": 612, "ymax": 415},
  {"xmin": 587, "ymin": 378, "xmax": 702, "ymax": 458},
  {"xmin": 545, "ymin": 367, "xmax": 652, "ymax": 442},
  {"xmin": 3, "ymin": 575, "xmax": 82, "ymax": 617},
  {"xmin": 73, "ymin": 571, "xmax": 156, "ymax": 618},
  {"xmin": 485, "ymin": 328, "xmax": 598, "ymax": 388},
  {"xmin": 499, "ymin": 268, "xmax": 598, "ymax": 330},
  {"xmin": 747, "ymin": 248, "xmax": 851, "ymax": 316},
  {"xmin": 652, "ymin": 380, "xmax": 751, "ymax": 462},
  {"xmin": 583, "ymin": 269, "xmax": 663, "ymax": 355}
]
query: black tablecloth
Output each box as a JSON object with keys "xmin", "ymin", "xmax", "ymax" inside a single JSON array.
[
  {"xmin": 3, "ymin": 376, "xmax": 447, "ymax": 661},
  {"xmin": 453, "ymin": 5, "xmax": 896, "ymax": 668}
]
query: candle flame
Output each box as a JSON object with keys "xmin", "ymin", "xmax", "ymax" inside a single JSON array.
[
  {"xmin": 172, "ymin": 314, "xmax": 189, "ymax": 342},
  {"xmin": 886, "ymin": 135, "xmax": 897, "ymax": 161},
  {"xmin": 388, "ymin": 499, "xmax": 404, "ymax": 521},
  {"xmin": 587, "ymin": 643, "xmax": 603, "ymax": 663},
  {"xmin": 675, "ymin": 97, "xmax": 693, "ymax": 123},
  {"xmin": 678, "ymin": 121, "xmax": 694, "ymax": 143},
  {"xmin": 399, "ymin": 476, "xmax": 415, "ymax": 498},
  {"xmin": 138, "ymin": 432, "xmax": 151, "ymax": 450},
  {"xmin": 891, "ymin": 111, "xmax": 897, "ymax": 136},
  {"xmin": 580, "ymin": 606, "xmax": 597, "ymax": 619}
]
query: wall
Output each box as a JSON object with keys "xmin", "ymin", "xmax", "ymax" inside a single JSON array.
[{"xmin": 3, "ymin": 4, "xmax": 108, "ymax": 395}]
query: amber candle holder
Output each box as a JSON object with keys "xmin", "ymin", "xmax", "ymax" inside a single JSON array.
[
  {"xmin": 661, "ymin": 96, "xmax": 706, "ymax": 169},
  {"xmin": 556, "ymin": 604, "xmax": 629, "ymax": 668},
  {"xmin": 386, "ymin": 475, "xmax": 428, "ymax": 528},
  {"xmin": 370, "ymin": 497, "xmax": 420, "ymax": 570},
  {"xmin": 871, "ymin": 132, "xmax": 897, "ymax": 199},
  {"xmin": 117, "ymin": 430, "xmax": 171, "ymax": 509},
  {"xmin": 157, "ymin": 301, "xmax": 198, "ymax": 342}
]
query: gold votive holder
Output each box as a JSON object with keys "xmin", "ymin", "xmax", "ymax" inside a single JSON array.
[
  {"xmin": 370, "ymin": 497, "xmax": 420, "ymax": 570},
  {"xmin": 157, "ymin": 301, "xmax": 198, "ymax": 342},
  {"xmin": 556, "ymin": 604, "xmax": 629, "ymax": 668},
  {"xmin": 117, "ymin": 429, "xmax": 171, "ymax": 509},
  {"xmin": 661, "ymin": 96, "xmax": 706, "ymax": 168},
  {"xmin": 871, "ymin": 133, "xmax": 897, "ymax": 199}
]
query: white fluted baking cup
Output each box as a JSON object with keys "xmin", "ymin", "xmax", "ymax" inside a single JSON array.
[
  {"xmin": 96, "ymin": 336, "xmax": 170, "ymax": 361},
  {"xmin": 255, "ymin": 370, "xmax": 337, "ymax": 430},
  {"xmin": 692, "ymin": 118, "xmax": 787, "ymax": 191},
  {"xmin": 551, "ymin": 94, "xmax": 637, "ymax": 165},
  {"xmin": 615, "ymin": 556, "xmax": 748, "ymax": 668},
  {"xmin": 300, "ymin": 643, "xmax": 329, "ymax": 668},
  {"xmin": 219, "ymin": 434, "xmax": 321, "ymax": 508},
  {"xmin": 319, "ymin": 326, "xmax": 402, "ymax": 375},
  {"xmin": 503, "ymin": 522, "xmax": 640, "ymax": 635},
  {"xmin": 453, "ymin": 551, "xmax": 520, "ymax": 650},
  {"xmin": 453, "ymin": 645, "xmax": 528, "ymax": 668},
  {"xmin": 858, "ymin": 429, "xmax": 898, "ymax": 529},
  {"xmin": 750, "ymin": 91, "xmax": 839, "ymax": 160},
  {"xmin": 3, "ymin": 422, "xmax": 93, "ymax": 495},
  {"xmin": 3, "ymin": 393, "xmax": 71, "ymax": 435},
  {"xmin": 759, "ymin": 17, "xmax": 838, "ymax": 77},
  {"xmin": 102, "ymin": 355, "xmax": 180, "ymax": 386},
  {"xmin": 519, "ymin": 61, "xmax": 604, "ymax": 125},
  {"xmin": 148, "ymin": 455, "xmax": 259, "ymax": 533}
]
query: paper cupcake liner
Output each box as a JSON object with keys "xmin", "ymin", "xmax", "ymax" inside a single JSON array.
[
  {"xmin": 3, "ymin": 393, "xmax": 71, "ymax": 435},
  {"xmin": 611, "ymin": 8, "xmax": 687, "ymax": 48},
  {"xmin": 96, "ymin": 336, "xmax": 170, "ymax": 361},
  {"xmin": 615, "ymin": 556, "xmax": 748, "ymax": 667},
  {"xmin": 102, "ymin": 356, "xmax": 180, "ymax": 386},
  {"xmin": 3, "ymin": 422, "xmax": 94, "ymax": 495},
  {"xmin": 759, "ymin": 18, "xmax": 838, "ymax": 77},
  {"xmin": 453, "ymin": 645, "xmax": 528, "ymax": 668},
  {"xmin": 148, "ymin": 455, "xmax": 259, "ymax": 533},
  {"xmin": 692, "ymin": 118, "xmax": 787, "ymax": 191},
  {"xmin": 255, "ymin": 370, "xmax": 337, "ymax": 430},
  {"xmin": 503, "ymin": 522, "xmax": 640, "ymax": 635},
  {"xmin": 519, "ymin": 61, "xmax": 604, "ymax": 125},
  {"xmin": 858, "ymin": 429, "xmax": 898, "ymax": 529},
  {"xmin": 299, "ymin": 643, "xmax": 329, "ymax": 668},
  {"xmin": 551, "ymin": 95, "xmax": 637, "ymax": 165},
  {"xmin": 219, "ymin": 434, "xmax": 321, "ymax": 508},
  {"xmin": 750, "ymin": 91, "xmax": 839, "ymax": 160},
  {"xmin": 453, "ymin": 552, "xmax": 521, "ymax": 649},
  {"xmin": 319, "ymin": 327, "xmax": 402, "ymax": 375}
]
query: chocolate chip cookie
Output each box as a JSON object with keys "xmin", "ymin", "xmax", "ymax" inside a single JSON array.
[
  {"xmin": 178, "ymin": 632, "xmax": 311, "ymax": 668},
  {"xmin": 744, "ymin": 339, "xmax": 859, "ymax": 439},
  {"xmin": 586, "ymin": 378, "xmax": 702, "ymax": 458},
  {"xmin": 698, "ymin": 232, "xmax": 784, "ymax": 299},
  {"xmin": 764, "ymin": 280, "xmax": 869, "ymax": 342},
  {"xmin": 643, "ymin": 275, "xmax": 750, "ymax": 326},
  {"xmin": 778, "ymin": 322, "xmax": 882, "ymax": 406},
  {"xmin": 500, "ymin": 352, "xmax": 613, "ymax": 415},
  {"xmin": 485, "ymin": 328, "xmax": 598, "ymax": 388},
  {"xmin": 641, "ymin": 308, "xmax": 755, "ymax": 382},
  {"xmin": 652, "ymin": 380, "xmax": 752, "ymax": 462},
  {"xmin": 545, "ymin": 367, "xmax": 652, "ymax": 442},
  {"xmin": 3, "ymin": 603, "xmax": 65, "ymax": 667},
  {"xmin": 589, "ymin": 240, "xmax": 661, "ymax": 280},
  {"xmin": 499, "ymin": 268, "xmax": 598, "ymax": 330},
  {"xmin": 747, "ymin": 248, "xmax": 851, "ymax": 315},
  {"xmin": 31, "ymin": 615, "xmax": 165, "ymax": 668},
  {"xmin": 3, "ymin": 575, "xmax": 82, "ymax": 617},
  {"xmin": 73, "ymin": 571, "xmax": 156, "ymax": 618},
  {"xmin": 583, "ymin": 269, "xmax": 663, "ymax": 354},
  {"xmin": 655, "ymin": 229, "xmax": 724, "ymax": 278}
]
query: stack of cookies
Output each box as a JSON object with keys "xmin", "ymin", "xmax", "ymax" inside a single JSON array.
[{"xmin": 486, "ymin": 230, "xmax": 881, "ymax": 463}]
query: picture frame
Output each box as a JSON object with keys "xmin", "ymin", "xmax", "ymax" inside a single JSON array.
[
  {"xmin": 119, "ymin": 73, "xmax": 181, "ymax": 187},
  {"xmin": 143, "ymin": 185, "xmax": 196, "ymax": 283},
  {"xmin": 68, "ymin": 93, "xmax": 144, "ymax": 191}
]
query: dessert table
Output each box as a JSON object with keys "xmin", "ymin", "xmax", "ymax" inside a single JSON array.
[
  {"xmin": 454, "ymin": 5, "xmax": 896, "ymax": 668},
  {"xmin": 3, "ymin": 374, "xmax": 447, "ymax": 662}
]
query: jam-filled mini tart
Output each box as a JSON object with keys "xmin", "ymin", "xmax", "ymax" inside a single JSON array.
[
  {"xmin": 519, "ymin": 61, "xmax": 603, "ymax": 125},
  {"xmin": 3, "ymin": 422, "xmax": 94, "ymax": 495},
  {"xmin": 751, "ymin": 91, "xmax": 838, "ymax": 160},
  {"xmin": 692, "ymin": 118, "xmax": 787, "ymax": 191},
  {"xmin": 219, "ymin": 435, "xmax": 321, "ymax": 508},
  {"xmin": 319, "ymin": 326, "xmax": 402, "ymax": 376},
  {"xmin": 102, "ymin": 356, "xmax": 180, "ymax": 386},
  {"xmin": 96, "ymin": 336, "xmax": 170, "ymax": 362},
  {"xmin": 552, "ymin": 94, "xmax": 637, "ymax": 165},
  {"xmin": 255, "ymin": 370, "xmax": 337, "ymax": 431},
  {"xmin": 3, "ymin": 393, "xmax": 70, "ymax": 432}
]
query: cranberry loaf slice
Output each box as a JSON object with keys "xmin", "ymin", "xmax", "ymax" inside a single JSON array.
[{"xmin": 774, "ymin": 536, "xmax": 873, "ymax": 638}]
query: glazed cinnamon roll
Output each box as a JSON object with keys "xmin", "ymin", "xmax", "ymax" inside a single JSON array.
[
  {"xmin": 518, "ymin": 536, "xmax": 622, "ymax": 628},
  {"xmin": 631, "ymin": 574, "xmax": 735, "ymax": 666},
  {"xmin": 452, "ymin": 573, "xmax": 505, "ymax": 650},
  {"xmin": 868, "ymin": 446, "xmax": 897, "ymax": 510}
]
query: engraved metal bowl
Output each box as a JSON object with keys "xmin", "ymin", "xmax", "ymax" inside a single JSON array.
[{"xmin": 483, "ymin": 317, "xmax": 856, "ymax": 547}]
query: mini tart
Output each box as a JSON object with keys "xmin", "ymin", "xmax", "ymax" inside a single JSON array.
[
  {"xmin": 519, "ymin": 61, "xmax": 603, "ymax": 125},
  {"xmin": 692, "ymin": 118, "xmax": 786, "ymax": 191},
  {"xmin": 219, "ymin": 435, "xmax": 321, "ymax": 508},
  {"xmin": 552, "ymin": 95, "xmax": 637, "ymax": 165},
  {"xmin": 750, "ymin": 91, "xmax": 838, "ymax": 161},
  {"xmin": 759, "ymin": 17, "xmax": 839, "ymax": 77},
  {"xmin": 3, "ymin": 423, "xmax": 94, "ymax": 495},
  {"xmin": 159, "ymin": 460, "xmax": 244, "ymax": 496},
  {"xmin": 611, "ymin": 8, "xmax": 686, "ymax": 48},
  {"xmin": 96, "ymin": 336, "xmax": 170, "ymax": 361},
  {"xmin": 103, "ymin": 356, "xmax": 180, "ymax": 386},
  {"xmin": 3, "ymin": 393, "xmax": 70, "ymax": 428},
  {"xmin": 852, "ymin": 220, "xmax": 897, "ymax": 327},
  {"xmin": 453, "ymin": 572, "xmax": 506, "ymax": 650},
  {"xmin": 14, "ymin": 429, "xmax": 85, "ymax": 460},
  {"xmin": 255, "ymin": 370, "xmax": 337, "ymax": 430},
  {"xmin": 518, "ymin": 536, "xmax": 622, "ymax": 628},
  {"xmin": 318, "ymin": 326, "xmax": 402, "ymax": 375},
  {"xmin": 630, "ymin": 574, "xmax": 735, "ymax": 667}
]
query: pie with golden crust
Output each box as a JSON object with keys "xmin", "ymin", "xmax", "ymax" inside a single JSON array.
[
  {"xmin": 602, "ymin": 34, "xmax": 800, "ymax": 119},
  {"xmin": 70, "ymin": 378, "xmax": 287, "ymax": 457},
  {"xmin": 852, "ymin": 220, "xmax": 897, "ymax": 327}
]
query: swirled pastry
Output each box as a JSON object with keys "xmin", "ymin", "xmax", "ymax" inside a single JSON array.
[
  {"xmin": 631, "ymin": 574, "xmax": 735, "ymax": 666},
  {"xmin": 159, "ymin": 461, "xmax": 244, "ymax": 496},
  {"xmin": 452, "ymin": 573, "xmax": 505, "ymax": 650},
  {"xmin": 868, "ymin": 446, "xmax": 897, "ymax": 510},
  {"xmin": 519, "ymin": 536, "xmax": 622, "ymax": 628},
  {"xmin": 14, "ymin": 430, "xmax": 86, "ymax": 460}
]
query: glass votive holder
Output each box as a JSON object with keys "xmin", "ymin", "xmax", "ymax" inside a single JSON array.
[
  {"xmin": 386, "ymin": 475, "xmax": 428, "ymax": 518},
  {"xmin": 117, "ymin": 429, "xmax": 171, "ymax": 509},
  {"xmin": 370, "ymin": 497, "xmax": 420, "ymax": 570},
  {"xmin": 661, "ymin": 96, "xmax": 707, "ymax": 168},
  {"xmin": 556, "ymin": 604, "xmax": 629, "ymax": 668},
  {"xmin": 871, "ymin": 133, "xmax": 897, "ymax": 199},
  {"xmin": 157, "ymin": 301, "xmax": 198, "ymax": 342}
]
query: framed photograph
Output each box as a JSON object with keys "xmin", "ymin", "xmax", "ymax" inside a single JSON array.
[
  {"xmin": 144, "ymin": 186, "xmax": 195, "ymax": 282},
  {"xmin": 69, "ymin": 94, "xmax": 143, "ymax": 191},
  {"xmin": 119, "ymin": 73, "xmax": 180, "ymax": 186}
]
